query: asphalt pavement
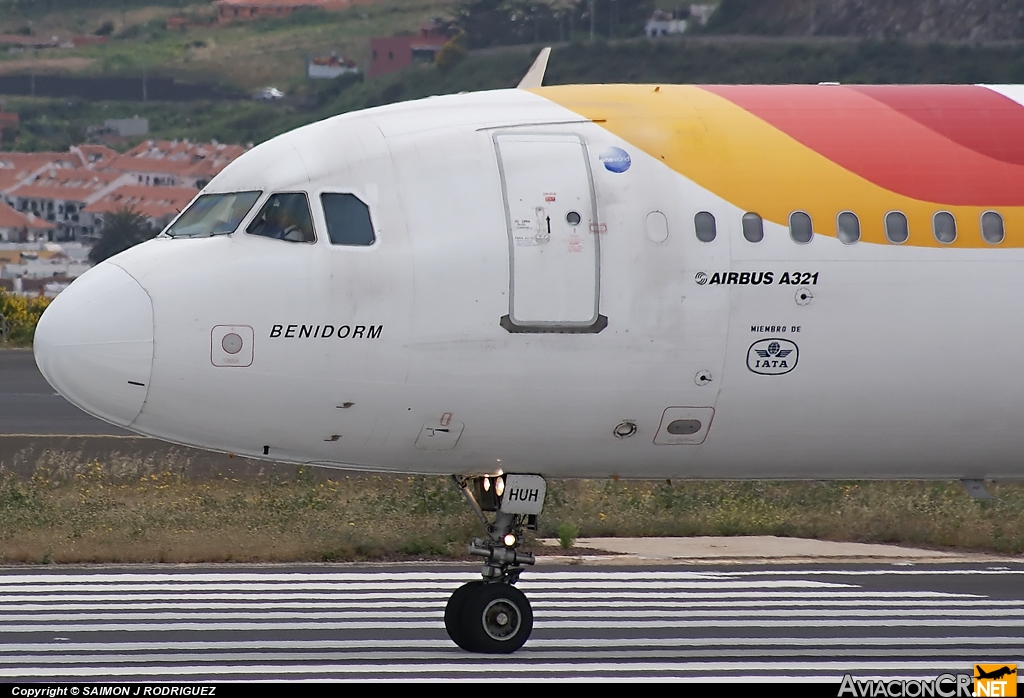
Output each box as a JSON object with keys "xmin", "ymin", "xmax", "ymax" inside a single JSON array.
[
  {"xmin": 0, "ymin": 348, "xmax": 129, "ymax": 435},
  {"xmin": 1, "ymin": 562, "xmax": 1022, "ymax": 681}
]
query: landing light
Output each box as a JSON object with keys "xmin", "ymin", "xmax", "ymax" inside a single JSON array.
[
  {"xmin": 483, "ymin": 476, "xmax": 491, "ymax": 492},
  {"xmin": 503, "ymin": 533, "xmax": 517, "ymax": 547},
  {"xmin": 495, "ymin": 476, "xmax": 505, "ymax": 497}
]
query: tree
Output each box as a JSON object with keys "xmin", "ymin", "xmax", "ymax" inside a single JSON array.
[
  {"xmin": 88, "ymin": 206, "xmax": 155, "ymax": 265},
  {"xmin": 453, "ymin": 0, "xmax": 655, "ymax": 48},
  {"xmin": 435, "ymin": 30, "xmax": 468, "ymax": 71}
]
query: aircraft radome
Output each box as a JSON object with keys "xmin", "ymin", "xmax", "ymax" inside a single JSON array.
[{"xmin": 33, "ymin": 48, "xmax": 1024, "ymax": 652}]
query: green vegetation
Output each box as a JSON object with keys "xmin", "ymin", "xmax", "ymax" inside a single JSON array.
[
  {"xmin": 9, "ymin": 34, "xmax": 1024, "ymax": 153},
  {"xmin": 0, "ymin": 291, "xmax": 50, "ymax": 347},
  {"xmin": 12, "ymin": 36, "xmax": 1024, "ymax": 153},
  {"xmin": 703, "ymin": 0, "xmax": 776, "ymax": 35},
  {"xmin": 544, "ymin": 38, "xmax": 1024, "ymax": 86},
  {"xmin": 557, "ymin": 521, "xmax": 580, "ymax": 549},
  {"xmin": 1, "ymin": 449, "xmax": 1022, "ymax": 564},
  {"xmin": 1, "ymin": 1, "xmax": 190, "ymax": 14},
  {"xmin": 453, "ymin": 0, "xmax": 655, "ymax": 48},
  {"xmin": 5, "ymin": 96, "xmax": 295, "ymax": 152},
  {"xmin": 0, "ymin": 451, "xmax": 479, "ymax": 563}
]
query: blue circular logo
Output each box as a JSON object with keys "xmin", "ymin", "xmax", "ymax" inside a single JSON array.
[{"xmin": 599, "ymin": 147, "xmax": 631, "ymax": 173}]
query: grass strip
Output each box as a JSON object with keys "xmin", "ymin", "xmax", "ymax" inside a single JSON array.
[{"xmin": 0, "ymin": 449, "xmax": 1022, "ymax": 564}]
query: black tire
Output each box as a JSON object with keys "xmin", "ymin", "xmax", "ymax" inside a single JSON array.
[
  {"xmin": 462, "ymin": 582, "xmax": 533, "ymax": 654},
  {"xmin": 444, "ymin": 581, "xmax": 483, "ymax": 650}
]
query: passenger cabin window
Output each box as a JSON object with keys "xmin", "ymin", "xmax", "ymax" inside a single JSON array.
[
  {"xmin": 163, "ymin": 191, "xmax": 261, "ymax": 238},
  {"xmin": 321, "ymin": 193, "xmax": 375, "ymax": 246},
  {"xmin": 836, "ymin": 211, "xmax": 860, "ymax": 244},
  {"xmin": 885, "ymin": 211, "xmax": 909, "ymax": 244},
  {"xmin": 741, "ymin": 212, "xmax": 763, "ymax": 243},
  {"xmin": 247, "ymin": 193, "xmax": 315, "ymax": 243},
  {"xmin": 932, "ymin": 211, "xmax": 956, "ymax": 244},
  {"xmin": 982, "ymin": 211, "xmax": 1004, "ymax": 244},
  {"xmin": 789, "ymin": 211, "xmax": 813, "ymax": 243},
  {"xmin": 694, "ymin": 211, "xmax": 716, "ymax": 242}
]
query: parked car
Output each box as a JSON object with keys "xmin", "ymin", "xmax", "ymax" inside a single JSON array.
[{"xmin": 253, "ymin": 87, "xmax": 284, "ymax": 101}]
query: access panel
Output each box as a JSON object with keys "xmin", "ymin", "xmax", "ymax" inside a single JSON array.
[{"xmin": 494, "ymin": 133, "xmax": 605, "ymax": 333}]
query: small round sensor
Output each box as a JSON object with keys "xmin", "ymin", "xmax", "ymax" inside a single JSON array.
[{"xmin": 221, "ymin": 333, "xmax": 243, "ymax": 355}]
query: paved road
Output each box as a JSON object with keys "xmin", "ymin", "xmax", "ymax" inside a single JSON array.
[
  {"xmin": 0, "ymin": 563, "xmax": 1021, "ymax": 681},
  {"xmin": 0, "ymin": 349, "xmax": 127, "ymax": 435}
]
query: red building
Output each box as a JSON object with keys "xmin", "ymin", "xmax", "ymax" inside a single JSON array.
[{"xmin": 368, "ymin": 22, "xmax": 448, "ymax": 78}]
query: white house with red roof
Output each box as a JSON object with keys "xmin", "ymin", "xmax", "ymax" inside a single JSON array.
[
  {"xmin": 0, "ymin": 152, "xmax": 80, "ymax": 194},
  {"xmin": 82, "ymin": 184, "xmax": 198, "ymax": 236},
  {"xmin": 71, "ymin": 144, "xmax": 118, "ymax": 169},
  {"xmin": 4, "ymin": 167, "xmax": 133, "ymax": 241},
  {"xmin": 106, "ymin": 139, "xmax": 248, "ymax": 189},
  {"xmin": 0, "ymin": 141, "xmax": 246, "ymax": 244},
  {"xmin": 0, "ymin": 199, "xmax": 53, "ymax": 243}
]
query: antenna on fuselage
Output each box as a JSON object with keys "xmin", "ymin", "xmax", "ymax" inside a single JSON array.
[{"xmin": 517, "ymin": 47, "xmax": 551, "ymax": 89}]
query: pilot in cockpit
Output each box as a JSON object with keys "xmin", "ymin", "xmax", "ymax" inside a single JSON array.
[{"xmin": 247, "ymin": 193, "xmax": 315, "ymax": 243}]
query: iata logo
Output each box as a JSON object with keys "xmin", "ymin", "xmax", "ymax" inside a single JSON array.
[{"xmin": 747, "ymin": 338, "xmax": 798, "ymax": 375}]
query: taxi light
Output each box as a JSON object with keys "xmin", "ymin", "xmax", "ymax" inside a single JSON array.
[
  {"xmin": 503, "ymin": 533, "xmax": 517, "ymax": 547},
  {"xmin": 495, "ymin": 476, "xmax": 505, "ymax": 497},
  {"xmin": 483, "ymin": 476, "xmax": 490, "ymax": 492}
]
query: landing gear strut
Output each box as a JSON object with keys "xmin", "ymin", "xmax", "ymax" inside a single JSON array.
[{"xmin": 445, "ymin": 474, "xmax": 546, "ymax": 653}]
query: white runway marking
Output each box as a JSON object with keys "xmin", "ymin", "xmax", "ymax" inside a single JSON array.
[{"xmin": 0, "ymin": 566, "xmax": 1020, "ymax": 680}]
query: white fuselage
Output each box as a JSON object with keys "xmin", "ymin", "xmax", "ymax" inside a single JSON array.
[{"xmin": 32, "ymin": 88, "xmax": 1024, "ymax": 480}]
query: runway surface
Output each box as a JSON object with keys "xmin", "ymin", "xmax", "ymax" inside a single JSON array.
[
  {"xmin": 0, "ymin": 349, "xmax": 127, "ymax": 435},
  {"xmin": 1, "ymin": 563, "xmax": 1022, "ymax": 681}
]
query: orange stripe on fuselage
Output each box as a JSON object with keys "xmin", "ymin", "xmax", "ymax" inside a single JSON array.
[{"xmin": 532, "ymin": 83, "xmax": 1024, "ymax": 248}]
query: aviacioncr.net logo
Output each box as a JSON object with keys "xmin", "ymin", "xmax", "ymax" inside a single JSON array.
[{"xmin": 839, "ymin": 673, "xmax": 975, "ymax": 697}]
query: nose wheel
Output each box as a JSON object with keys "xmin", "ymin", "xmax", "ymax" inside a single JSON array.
[
  {"xmin": 445, "ymin": 581, "xmax": 533, "ymax": 653},
  {"xmin": 446, "ymin": 473, "xmax": 545, "ymax": 653}
]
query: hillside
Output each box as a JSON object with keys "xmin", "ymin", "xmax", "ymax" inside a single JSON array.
[
  {"xmin": 0, "ymin": 0, "xmax": 456, "ymax": 91},
  {"xmin": 8, "ymin": 2, "xmax": 1024, "ymax": 153},
  {"xmin": 10, "ymin": 36, "xmax": 1024, "ymax": 153},
  {"xmin": 707, "ymin": 0, "xmax": 1024, "ymax": 41}
]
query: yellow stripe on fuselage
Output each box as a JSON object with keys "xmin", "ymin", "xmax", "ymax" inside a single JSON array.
[{"xmin": 533, "ymin": 84, "xmax": 1022, "ymax": 248}]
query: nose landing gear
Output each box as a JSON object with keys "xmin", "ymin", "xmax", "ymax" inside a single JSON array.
[{"xmin": 446, "ymin": 474, "xmax": 546, "ymax": 653}]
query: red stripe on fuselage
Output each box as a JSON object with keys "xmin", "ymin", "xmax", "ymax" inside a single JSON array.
[
  {"xmin": 703, "ymin": 84, "xmax": 1024, "ymax": 206},
  {"xmin": 850, "ymin": 85, "xmax": 1024, "ymax": 167}
]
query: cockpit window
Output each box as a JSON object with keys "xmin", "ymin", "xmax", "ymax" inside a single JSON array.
[
  {"xmin": 163, "ymin": 191, "xmax": 261, "ymax": 238},
  {"xmin": 321, "ymin": 193, "xmax": 375, "ymax": 246},
  {"xmin": 247, "ymin": 192, "xmax": 316, "ymax": 243}
]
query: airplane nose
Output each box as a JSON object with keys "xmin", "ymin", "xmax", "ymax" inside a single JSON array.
[{"xmin": 33, "ymin": 263, "xmax": 154, "ymax": 428}]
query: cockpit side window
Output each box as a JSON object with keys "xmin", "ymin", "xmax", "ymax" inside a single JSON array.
[
  {"xmin": 321, "ymin": 193, "xmax": 376, "ymax": 246},
  {"xmin": 163, "ymin": 191, "xmax": 261, "ymax": 238},
  {"xmin": 246, "ymin": 192, "xmax": 316, "ymax": 243}
]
